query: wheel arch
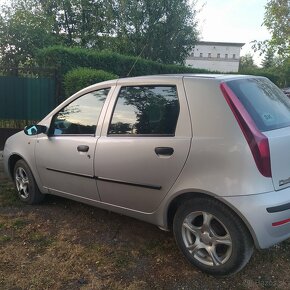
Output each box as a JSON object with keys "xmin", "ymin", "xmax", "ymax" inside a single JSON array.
[
  {"xmin": 166, "ymin": 191, "xmax": 259, "ymax": 249},
  {"xmin": 8, "ymin": 154, "xmax": 43, "ymax": 193},
  {"xmin": 8, "ymin": 154, "xmax": 25, "ymax": 180}
]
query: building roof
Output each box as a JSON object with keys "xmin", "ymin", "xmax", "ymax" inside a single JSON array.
[{"xmin": 196, "ymin": 41, "xmax": 245, "ymax": 47}]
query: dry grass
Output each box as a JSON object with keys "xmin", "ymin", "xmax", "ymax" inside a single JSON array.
[
  {"xmin": 1, "ymin": 181, "xmax": 290, "ymax": 289},
  {"xmin": 0, "ymin": 210, "xmax": 148, "ymax": 289}
]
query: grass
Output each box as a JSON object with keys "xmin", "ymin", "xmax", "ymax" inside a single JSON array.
[
  {"xmin": 29, "ymin": 232, "xmax": 53, "ymax": 248},
  {"xmin": 0, "ymin": 235, "xmax": 12, "ymax": 243},
  {"xmin": 1, "ymin": 180, "xmax": 290, "ymax": 289},
  {"xmin": 0, "ymin": 181, "xmax": 22, "ymax": 207},
  {"xmin": 12, "ymin": 218, "xmax": 27, "ymax": 229}
]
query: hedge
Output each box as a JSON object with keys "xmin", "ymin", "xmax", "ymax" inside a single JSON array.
[
  {"xmin": 37, "ymin": 45, "xmax": 287, "ymax": 94},
  {"xmin": 37, "ymin": 46, "xmax": 211, "ymax": 77},
  {"xmin": 64, "ymin": 68, "xmax": 117, "ymax": 96},
  {"xmin": 238, "ymin": 67, "xmax": 281, "ymax": 86}
]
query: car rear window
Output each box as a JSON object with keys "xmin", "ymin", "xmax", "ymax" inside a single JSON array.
[{"xmin": 226, "ymin": 78, "xmax": 290, "ymax": 131}]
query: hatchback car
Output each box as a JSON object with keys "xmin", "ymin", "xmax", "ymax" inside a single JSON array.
[{"xmin": 4, "ymin": 74, "xmax": 290, "ymax": 276}]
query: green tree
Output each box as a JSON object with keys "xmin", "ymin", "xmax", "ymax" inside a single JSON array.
[
  {"xmin": 239, "ymin": 54, "xmax": 257, "ymax": 71},
  {"xmin": 262, "ymin": 0, "xmax": 290, "ymax": 87},
  {"xmin": 0, "ymin": 0, "xmax": 199, "ymax": 69},
  {"xmin": 37, "ymin": 0, "xmax": 199, "ymax": 63},
  {"xmin": 109, "ymin": 0, "xmax": 199, "ymax": 64},
  {"xmin": 39, "ymin": 0, "xmax": 112, "ymax": 49},
  {"xmin": 252, "ymin": 0, "xmax": 289, "ymax": 57},
  {"xmin": 261, "ymin": 47, "xmax": 275, "ymax": 68},
  {"xmin": 266, "ymin": 55, "xmax": 290, "ymax": 87},
  {"xmin": 0, "ymin": 0, "xmax": 57, "ymax": 72},
  {"xmin": 251, "ymin": 0, "xmax": 289, "ymax": 87},
  {"xmin": 263, "ymin": 0, "xmax": 290, "ymax": 56}
]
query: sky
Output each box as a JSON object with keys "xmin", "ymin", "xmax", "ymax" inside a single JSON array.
[{"xmin": 196, "ymin": 0, "xmax": 271, "ymax": 64}]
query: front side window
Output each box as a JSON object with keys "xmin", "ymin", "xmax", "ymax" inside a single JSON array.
[
  {"xmin": 50, "ymin": 88, "xmax": 109, "ymax": 135},
  {"xmin": 108, "ymin": 86, "xmax": 179, "ymax": 135}
]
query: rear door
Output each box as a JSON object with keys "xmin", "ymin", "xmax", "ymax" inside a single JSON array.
[
  {"xmin": 226, "ymin": 77, "xmax": 290, "ymax": 190},
  {"xmin": 94, "ymin": 78, "xmax": 192, "ymax": 213}
]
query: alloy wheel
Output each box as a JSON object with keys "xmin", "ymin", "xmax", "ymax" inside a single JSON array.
[
  {"xmin": 181, "ymin": 211, "xmax": 232, "ymax": 266},
  {"xmin": 15, "ymin": 167, "xmax": 30, "ymax": 199}
]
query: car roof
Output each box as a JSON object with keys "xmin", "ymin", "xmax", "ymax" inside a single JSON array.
[
  {"xmin": 99, "ymin": 74, "xmax": 263, "ymax": 86},
  {"xmin": 117, "ymin": 74, "xmax": 264, "ymax": 84}
]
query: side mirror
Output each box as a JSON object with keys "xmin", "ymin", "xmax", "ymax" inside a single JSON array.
[{"xmin": 24, "ymin": 125, "xmax": 47, "ymax": 136}]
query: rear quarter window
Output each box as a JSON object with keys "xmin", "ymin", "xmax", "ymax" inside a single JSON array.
[{"xmin": 226, "ymin": 78, "xmax": 290, "ymax": 131}]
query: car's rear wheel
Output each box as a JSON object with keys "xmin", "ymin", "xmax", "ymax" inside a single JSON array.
[
  {"xmin": 13, "ymin": 159, "xmax": 44, "ymax": 204},
  {"xmin": 173, "ymin": 197, "xmax": 253, "ymax": 276}
]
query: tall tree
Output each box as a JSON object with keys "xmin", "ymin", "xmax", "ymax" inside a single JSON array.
[
  {"xmin": 109, "ymin": 0, "xmax": 199, "ymax": 64},
  {"xmin": 252, "ymin": 0, "xmax": 289, "ymax": 57},
  {"xmin": 239, "ymin": 53, "xmax": 257, "ymax": 71},
  {"xmin": 261, "ymin": 47, "xmax": 275, "ymax": 68},
  {"xmin": 263, "ymin": 0, "xmax": 290, "ymax": 56},
  {"xmin": 251, "ymin": 0, "xmax": 289, "ymax": 87},
  {"xmin": 0, "ymin": 0, "xmax": 199, "ymax": 68},
  {"xmin": 0, "ymin": 0, "xmax": 57, "ymax": 71},
  {"xmin": 39, "ymin": 0, "xmax": 111, "ymax": 48}
]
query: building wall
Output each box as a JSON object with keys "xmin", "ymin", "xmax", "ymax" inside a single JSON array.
[{"xmin": 186, "ymin": 42, "xmax": 244, "ymax": 73}]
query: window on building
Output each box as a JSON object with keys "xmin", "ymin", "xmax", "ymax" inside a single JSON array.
[
  {"xmin": 108, "ymin": 86, "xmax": 180, "ymax": 135},
  {"xmin": 208, "ymin": 53, "xmax": 211, "ymax": 58},
  {"xmin": 233, "ymin": 54, "xmax": 236, "ymax": 59},
  {"xmin": 200, "ymin": 53, "xmax": 203, "ymax": 58},
  {"xmin": 217, "ymin": 53, "xmax": 220, "ymax": 58},
  {"xmin": 225, "ymin": 54, "xmax": 228, "ymax": 59}
]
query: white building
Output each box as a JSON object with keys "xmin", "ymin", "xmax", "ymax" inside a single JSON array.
[{"xmin": 186, "ymin": 41, "xmax": 245, "ymax": 73}]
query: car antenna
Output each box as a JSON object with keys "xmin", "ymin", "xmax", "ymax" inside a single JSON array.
[{"xmin": 125, "ymin": 44, "xmax": 147, "ymax": 78}]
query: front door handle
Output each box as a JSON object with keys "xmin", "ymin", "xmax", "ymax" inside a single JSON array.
[
  {"xmin": 77, "ymin": 145, "xmax": 89, "ymax": 152},
  {"xmin": 155, "ymin": 147, "xmax": 174, "ymax": 156}
]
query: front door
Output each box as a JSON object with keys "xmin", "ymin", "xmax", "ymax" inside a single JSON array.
[
  {"xmin": 35, "ymin": 88, "xmax": 111, "ymax": 201},
  {"xmin": 95, "ymin": 82, "xmax": 192, "ymax": 212}
]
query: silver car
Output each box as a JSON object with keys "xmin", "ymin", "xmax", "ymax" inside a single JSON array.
[{"xmin": 4, "ymin": 74, "xmax": 290, "ymax": 276}]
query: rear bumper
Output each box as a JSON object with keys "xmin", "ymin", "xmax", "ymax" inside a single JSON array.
[{"xmin": 224, "ymin": 188, "xmax": 290, "ymax": 249}]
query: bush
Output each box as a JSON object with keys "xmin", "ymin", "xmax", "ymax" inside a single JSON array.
[
  {"xmin": 37, "ymin": 46, "xmax": 211, "ymax": 77},
  {"xmin": 64, "ymin": 68, "xmax": 118, "ymax": 96}
]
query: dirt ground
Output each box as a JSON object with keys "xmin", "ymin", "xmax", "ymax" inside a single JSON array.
[{"xmin": 1, "ymin": 170, "xmax": 290, "ymax": 289}]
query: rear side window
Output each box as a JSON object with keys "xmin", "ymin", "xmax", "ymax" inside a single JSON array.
[
  {"xmin": 226, "ymin": 78, "xmax": 290, "ymax": 131},
  {"xmin": 108, "ymin": 86, "xmax": 179, "ymax": 135}
]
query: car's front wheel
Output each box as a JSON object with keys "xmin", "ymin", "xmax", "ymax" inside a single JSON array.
[
  {"xmin": 173, "ymin": 197, "xmax": 253, "ymax": 276},
  {"xmin": 13, "ymin": 159, "xmax": 44, "ymax": 204}
]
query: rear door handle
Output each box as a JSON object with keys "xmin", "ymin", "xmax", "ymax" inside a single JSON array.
[
  {"xmin": 155, "ymin": 147, "xmax": 174, "ymax": 156},
  {"xmin": 77, "ymin": 145, "xmax": 89, "ymax": 152}
]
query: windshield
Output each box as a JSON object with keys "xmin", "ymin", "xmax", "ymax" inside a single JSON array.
[{"xmin": 226, "ymin": 78, "xmax": 290, "ymax": 131}]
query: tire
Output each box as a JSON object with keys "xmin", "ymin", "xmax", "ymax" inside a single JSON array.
[
  {"xmin": 13, "ymin": 159, "xmax": 45, "ymax": 204},
  {"xmin": 173, "ymin": 197, "xmax": 253, "ymax": 276}
]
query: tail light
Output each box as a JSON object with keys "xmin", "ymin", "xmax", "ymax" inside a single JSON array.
[{"xmin": 220, "ymin": 82, "xmax": 272, "ymax": 178}]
